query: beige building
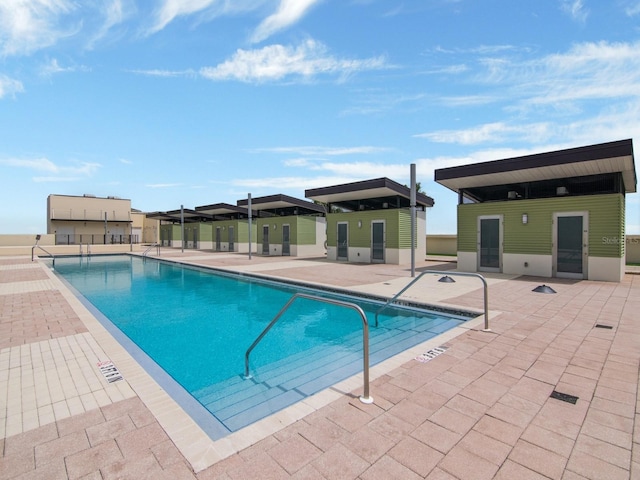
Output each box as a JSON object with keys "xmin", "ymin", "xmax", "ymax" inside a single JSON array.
[{"xmin": 47, "ymin": 194, "xmax": 158, "ymax": 245}]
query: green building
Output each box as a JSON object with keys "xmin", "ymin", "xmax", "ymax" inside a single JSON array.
[
  {"xmin": 194, "ymin": 203, "xmax": 256, "ymax": 253},
  {"xmin": 236, "ymin": 194, "xmax": 326, "ymax": 257},
  {"xmin": 306, "ymin": 178, "xmax": 434, "ymax": 265},
  {"xmin": 435, "ymin": 139, "xmax": 636, "ymax": 282}
]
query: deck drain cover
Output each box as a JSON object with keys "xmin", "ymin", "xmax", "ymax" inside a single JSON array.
[
  {"xmin": 415, "ymin": 346, "xmax": 448, "ymax": 363},
  {"xmin": 594, "ymin": 324, "xmax": 613, "ymax": 329},
  {"xmin": 550, "ymin": 390, "xmax": 578, "ymax": 404},
  {"xmin": 97, "ymin": 360, "xmax": 124, "ymax": 383}
]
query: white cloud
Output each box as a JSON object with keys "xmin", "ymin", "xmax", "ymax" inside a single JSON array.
[
  {"xmin": 129, "ymin": 68, "xmax": 197, "ymax": 78},
  {"xmin": 146, "ymin": 0, "xmax": 260, "ymax": 35},
  {"xmin": 561, "ymin": 0, "xmax": 589, "ymax": 22},
  {"xmin": 33, "ymin": 176, "xmax": 81, "ymax": 182},
  {"xmin": 255, "ymin": 145, "xmax": 391, "ymax": 156},
  {"xmin": 0, "ymin": 157, "xmax": 59, "ymax": 172},
  {"xmin": 0, "ymin": 74, "xmax": 24, "ymax": 98},
  {"xmin": 624, "ymin": 1, "xmax": 640, "ymax": 16},
  {"xmin": 87, "ymin": 0, "xmax": 133, "ymax": 48},
  {"xmin": 0, "ymin": 156, "xmax": 101, "ymax": 180},
  {"xmin": 415, "ymin": 122, "xmax": 554, "ymax": 145},
  {"xmin": 200, "ymin": 39, "xmax": 387, "ymax": 83},
  {"xmin": 40, "ymin": 58, "xmax": 90, "ymax": 77},
  {"xmin": 0, "ymin": 0, "xmax": 78, "ymax": 56},
  {"xmin": 250, "ymin": 0, "xmax": 321, "ymax": 44},
  {"xmin": 145, "ymin": 183, "xmax": 183, "ymax": 188},
  {"xmin": 464, "ymin": 40, "xmax": 640, "ymax": 112},
  {"xmin": 147, "ymin": 0, "xmax": 216, "ymax": 35}
]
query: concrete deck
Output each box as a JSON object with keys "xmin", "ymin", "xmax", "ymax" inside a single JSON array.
[{"xmin": 1, "ymin": 250, "xmax": 639, "ymax": 479}]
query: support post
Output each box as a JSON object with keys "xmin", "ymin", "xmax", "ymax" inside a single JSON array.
[
  {"xmin": 410, "ymin": 163, "xmax": 416, "ymax": 277},
  {"xmin": 180, "ymin": 205, "xmax": 184, "ymax": 253},
  {"xmin": 248, "ymin": 194, "xmax": 252, "ymax": 260}
]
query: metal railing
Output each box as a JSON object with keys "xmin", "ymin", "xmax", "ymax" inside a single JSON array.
[
  {"xmin": 244, "ymin": 292, "xmax": 374, "ymax": 404},
  {"xmin": 142, "ymin": 243, "xmax": 161, "ymax": 257},
  {"xmin": 31, "ymin": 245, "xmax": 56, "ymax": 267},
  {"xmin": 375, "ymin": 270, "xmax": 490, "ymax": 331}
]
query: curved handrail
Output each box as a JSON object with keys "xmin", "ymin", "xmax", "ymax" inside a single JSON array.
[
  {"xmin": 143, "ymin": 243, "xmax": 160, "ymax": 257},
  {"xmin": 375, "ymin": 270, "xmax": 490, "ymax": 331},
  {"xmin": 31, "ymin": 245, "xmax": 56, "ymax": 267},
  {"xmin": 244, "ymin": 292, "xmax": 374, "ymax": 404}
]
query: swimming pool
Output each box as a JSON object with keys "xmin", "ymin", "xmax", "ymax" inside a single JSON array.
[{"xmin": 53, "ymin": 255, "xmax": 470, "ymax": 438}]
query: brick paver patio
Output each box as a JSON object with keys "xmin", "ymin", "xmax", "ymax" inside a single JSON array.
[{"xmin": 1, "ymin": 251, "xmax": 638, "ymax": 479}]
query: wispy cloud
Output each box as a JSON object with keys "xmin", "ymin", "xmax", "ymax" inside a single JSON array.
[
  {"xmin": 145, "ymin": 0, "xmax": 260, "ymax": 36},
  {"xmin": 129, "ymin": 68, "xmax": 197, "ymax": 78},
  {"xmin": 0, "ymin": 0, "xmax": 78, "ymax": 56},
  {"xmin": 200, "ymin": 39, "xmax": 387, "ymax": 83},
  {"xmin": 561, "ymin": 0, "xmax": 589, "ymax": 22},
  {"xmin": 250, "ymin": 0, "xmax": 321, "ymax": 43},
  {"xmin": 0, "ymin": 157, "xmax": 101, "ymax": 180},
  {"xmin": 87, "ymin": 0, "xmax": 133, "ymax": 48},
  {"xmin": 145, "ymin": 183, "xmax": 183, "ymax": 188},
  {"xmin": 146, "ymin": 0, "xmax": 217, "ymax": 35},
  {"xmin": 253, "ymin": 145, "xmax": 391, "ymax": 156},
  {"xmin": 415, "ymin": 100, "xmax": 640, "ymax": 147},
  {"xmin": 40, "ymin": 58, "xmax": 90, "ymax": 77},
  {"xmin": 624, "ymin": 1, "xmax": 640, "ymax": 16},
  {"xmin": 0, "ymin": 75, "xmax": 24, "ymax": 98},
  {"xmin": 415, "ymin": 122, "xmax": 553, "ymax": 145}
]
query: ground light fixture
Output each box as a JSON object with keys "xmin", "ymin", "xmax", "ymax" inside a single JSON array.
[
  {"xmin": 438, "ymin": 275, "xmax": 456, "ymax": 283},
  {"xmin": 532, "ymin": 284, "xmax": 557, "ymax": 294}
]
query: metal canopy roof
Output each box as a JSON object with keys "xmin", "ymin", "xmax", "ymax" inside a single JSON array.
[
  {"xmin": 237, "ymin": 194, "xmax": 325, "ymax": 215},
  {"xmin": 434, "ymin": 139, "xmax": 636, "ymax": 195},
  {"xmin": 146, "ymin": 208, "xmax": 213, "ymax": 223},
  {"xmin": 305, "ymin": 177, "xmax": 435, "ymax": 209},
  {"xmin": 194, "ymin": 203, "xmax": 252, "ymax": 218}
]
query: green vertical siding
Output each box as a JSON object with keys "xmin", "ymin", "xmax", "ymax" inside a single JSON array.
[
  {"xmin": 296, "ymin": 216, "xmax": 318, "ymax": 245},
  {"xmin": 254, "ymin": 216, "xmax": 318, "ymax": 245},
  {"xmin": 457, "ymin": 193, "xmax": 624, "ymax": 258},
  {"xmin": 326, "ymin": 209, "xmax": 411, "ymax": 249}
]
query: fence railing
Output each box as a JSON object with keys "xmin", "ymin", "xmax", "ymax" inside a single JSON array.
[{"xmin": 55, "ymin": 234, "xmax": 139, "ymax": 245}]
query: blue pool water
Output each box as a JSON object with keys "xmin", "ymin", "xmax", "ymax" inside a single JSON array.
[{"xmin": 53, "ymin": 255, "xmax": 469, "ymax": 437}]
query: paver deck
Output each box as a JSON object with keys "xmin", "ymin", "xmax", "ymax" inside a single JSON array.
[{"xmin": 1, "ymin": 250, "xmax": 638, "ymax": 479}]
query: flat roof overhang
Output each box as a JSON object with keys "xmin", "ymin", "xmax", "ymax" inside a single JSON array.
[
  {"xmin": 194, "ymin": 203, "xmax": 253, "ymax": 219},
  {"xmin": 237, "ymin": 194, "xmax": 325, "ymax": 215},
  {"xmin": 146, "ymin": 209, "xmax": 213, "ymax": 223},
  {"xmin": 434, "ymin": 139, "xmax": 636, "ymax": 194},
  {"xmin": 305, "ymin": 177, "xmax": 435, "ymax": 209}
]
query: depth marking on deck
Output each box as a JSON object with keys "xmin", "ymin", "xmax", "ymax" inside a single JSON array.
[
  {"xmin": 97, "ymin": 360, "xmax": 124, "ymax": 383},
  {"xmin": 415, "ymin": 346, "xmax": 448, "ymax": 363}
]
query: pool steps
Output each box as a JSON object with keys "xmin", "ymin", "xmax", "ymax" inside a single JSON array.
[{"xmin": 193, "ymin": 313, "xmax": 464, "ymax": 432}]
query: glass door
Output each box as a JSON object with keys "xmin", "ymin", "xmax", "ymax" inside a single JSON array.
[
  {"xmin": 478, "ymin": 216, "xmax": 501, "ymax": 272},
  {"xmin": 337, "ymin": 222, "xmax": 348, "ymax": 260},
  {"xmin": 282, "ymin": 224, "xmax": 290, "ymax": 256},
  {"xmin": 215, "ymin": 227, "xmax": 221, "ymax": 251},
  {"xmin": 371, "ymin": 221, "xmax": 385, "ymax": 263},
  {"xmin": 262, "ymin": 225, "xmax": 270, "ymax": 255},
  {"xmin": 554, "ymin": 213, "xmax": 587, "ymax": 278},
  {"xmin": 228, "ymin": 226, "xmax": 234, "ymax": 252}
]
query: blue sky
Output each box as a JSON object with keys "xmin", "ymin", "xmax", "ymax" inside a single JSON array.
[{"xmin": 1, "ymin": 0, "xmax": 639, "ymax": 235}]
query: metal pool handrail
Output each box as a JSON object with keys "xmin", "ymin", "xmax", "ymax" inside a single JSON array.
[
  {"xmin": 244, "ymin": 292, "xmax": 374, "ymax": 404},
  {"xmin": 143, "ymin": 243, "xmax": 160, "ymax": 257},
  {"xmin": 31, "ymin": 245, "xmax": 56, "ymax": 267},
  {"xmin": 375, "ymin": 270, "xmax": 490, "ymax": 331}
]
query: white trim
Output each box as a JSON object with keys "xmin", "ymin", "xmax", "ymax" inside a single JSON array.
[
  {"xmin": 553, "ymin": 211, "xmax": 588, "ymax": 279},
  {"xmin": 371, "ymin": 220, "xmax": 385, "ymax": 263},
  {"xmin": 477, "ymin": 215, "xmax": 503, "ymax": 273},
  {"xmin": 337, "ymin": 222, "xmax": 349, "ymax": 261}
]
